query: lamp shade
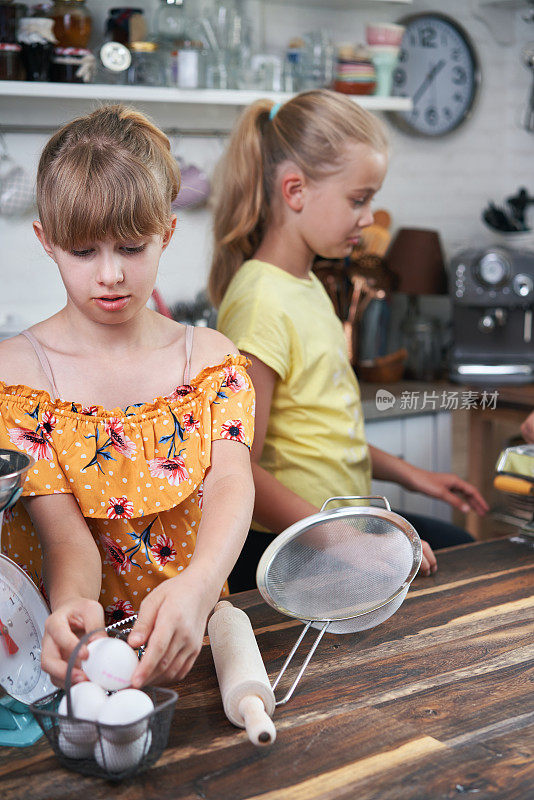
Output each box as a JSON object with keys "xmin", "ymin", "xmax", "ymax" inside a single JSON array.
[{"xmin": 385, "ymin": 228, "xmax": 447, "ymax": 295}]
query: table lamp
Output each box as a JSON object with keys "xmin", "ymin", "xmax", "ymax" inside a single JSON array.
[{"xmin": 385, "ymin": 228, "xmax": 448, "ymax": 379}]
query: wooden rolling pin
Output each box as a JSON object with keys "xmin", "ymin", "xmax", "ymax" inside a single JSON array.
[{"xmin": 208, "ymin": 601, "xmax": 276, "ymax": 746}]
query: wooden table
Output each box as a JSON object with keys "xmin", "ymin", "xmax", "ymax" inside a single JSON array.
[
  {"xmin": 1, "ymin": 538, "xmax": 533, "ymax": 800},
  {"xmin": 467, "ymin": 384, "xmax": 534, "ymax": 539}
]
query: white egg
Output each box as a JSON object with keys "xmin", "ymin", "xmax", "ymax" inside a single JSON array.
[
  {"xmin": 82, "ymin": 637, "xmax": 139, "ymax": 691},
  {"xmin": 95, "ymin": 729, "xmax": 152, "ymax": 774},
  {"xmin": 97, "ymin": 688, "xmax": 154, "ymax": 743},
  {"xmin": 58, "ymin": 732, "xmax": 96, "ymax": 760},
  {"xmin": 58, "ymin": 681, "xmax": 108, "ymax": 744}
]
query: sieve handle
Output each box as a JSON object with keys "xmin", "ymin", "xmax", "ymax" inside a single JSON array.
[
  {"xmin": 271, "ymin": 620, "xmax": 330, "ymax": 706},
  {"xmin": 320, "ymin": 495, "xmax": 391, "ymax": 512}
]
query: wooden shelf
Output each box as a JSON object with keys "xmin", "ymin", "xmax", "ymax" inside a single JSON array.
[{"xmin": 0, "ymin": 82, "xmax": 413, "ymax": 132}]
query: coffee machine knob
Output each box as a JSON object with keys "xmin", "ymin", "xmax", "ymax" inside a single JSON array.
[
  {"xmin": 513, "ymin": 273, "xmax": 533, "ymax": 298},
  {"xmin": 478, "ymin": 313, "xmax": 496, "ymax": 333}
]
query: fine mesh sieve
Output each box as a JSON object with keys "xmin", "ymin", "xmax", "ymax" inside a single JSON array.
[{"xmin": 256, "ymin": 496, "xmax": 422, "ymax": 705}]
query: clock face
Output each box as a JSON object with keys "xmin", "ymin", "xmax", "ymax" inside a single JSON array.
[{"xmin": 390, "ymin": 13, "xmax": 479, "ymax": 137}]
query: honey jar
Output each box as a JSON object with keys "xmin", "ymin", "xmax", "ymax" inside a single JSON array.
[{"xmin": 50, "ymin": 0, "xmax": 91, "ymax": 49}]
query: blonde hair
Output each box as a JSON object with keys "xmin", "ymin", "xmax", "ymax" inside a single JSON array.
[
  {"xmin": 209, "ymin": 89, "xmax": 388, "ymax": 307},
  {"xmin": 37, "ymin": 104, "xmax": 180, "ymax": 250}
]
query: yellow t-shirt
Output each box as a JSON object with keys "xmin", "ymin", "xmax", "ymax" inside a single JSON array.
[
  {"xmin": 217, "ymin": 260, "xmax": 371, "ymax": 530},
  {"xmin": 0, "ymin": 356, "xmax": 254, "ymax": 622}
]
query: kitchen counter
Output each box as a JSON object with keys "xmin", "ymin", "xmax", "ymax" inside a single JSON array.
[{"xmin": 1, "ymin": 537, "xmax": 532, "ymax": 799}]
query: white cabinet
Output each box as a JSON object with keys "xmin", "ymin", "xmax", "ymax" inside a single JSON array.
[{"xmin": 365, "ymin": 412, "xmax": 453, "ymax": 522}]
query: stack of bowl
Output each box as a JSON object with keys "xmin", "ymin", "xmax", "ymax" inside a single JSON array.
[{"xmin": 365, "ymin": 23, "xmax": 404, "ymax": 96}]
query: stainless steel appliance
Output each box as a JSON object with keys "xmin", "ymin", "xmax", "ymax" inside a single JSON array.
[{"xmin": 449, "ymin": 246, "xmax": 534, "ymax": 384}]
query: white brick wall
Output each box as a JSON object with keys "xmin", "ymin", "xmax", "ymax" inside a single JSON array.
[{"xmin": 0, "ymin": 0, "xmax": 531, "ymax": 328}]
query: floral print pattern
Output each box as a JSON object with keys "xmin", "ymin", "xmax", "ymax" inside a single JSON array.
[
  {"xmin": 221, "ymin": 419, "xmax": 246, "ymax": 443},
  {"xmin": 0, "ymin": 355, "xmax": 254, "ymax": 612},
  {"xmin": 107, "ymin": 496, "xmax": 134, "ymax": 520}
]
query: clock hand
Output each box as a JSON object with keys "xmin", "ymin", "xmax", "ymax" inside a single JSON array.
[
  {"xmin": 0, "ymin": 617, "xmax": 19, "ymax": 655},
  {"xmin": 412, "ymin": 59, "xmax": 446, "ymax": 106}
]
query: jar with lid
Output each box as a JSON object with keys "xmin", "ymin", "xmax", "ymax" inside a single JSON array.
[
  {"xmin": 50, "ymin": 0, "xmax": 91, "ymax": 49},
  {"xmin": 17, "ymin": 16, "xmax": 56, "ymax": 80},
  {"xmin": 51, "ymin": 45, "xmax": 95, "ymax": 82},
  {"xmin": 105, "ymin": 7, "xmax": 146, "ymax": 47},
  {"xmin": 0, "ymin": 41, "xmax": 24, "ymax": 78},
  {"xmin": 0, "ymin": 1, "xmax": 27, "ymax": 43},
  {"xmin": 127, "ymin": 41, "xmax": 164, "ymax": 87},
  {"xmin": 154, "ymin": 0, "xmax": 188, "ymax": 50}
]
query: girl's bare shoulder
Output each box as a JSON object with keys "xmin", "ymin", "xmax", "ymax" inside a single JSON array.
[
  {"xmin": 0, "ymin": 333, "xmax": 45, "ymax": 388},
  {"xmin": 190, "ymin": 326, "xmax": 239, "ymax": 376}
]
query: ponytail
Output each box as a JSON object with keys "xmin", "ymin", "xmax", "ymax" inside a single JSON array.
[
  {"xmin": 208, "ymin": 99, "xmax": 272, "ymax": 307},
  {"xmin": 209, "ymin": 90, "xmax": 388, "ymax": 307}
]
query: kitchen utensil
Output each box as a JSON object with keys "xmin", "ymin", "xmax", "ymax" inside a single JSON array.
[
  {"xmin": 506, "ymin": 187, "xmax": 534, "ymax": 230},
  {"xmin": 208, "ymin": 601, "xmax": 276, "ymax": 746},
  {"xmin": 493, "ymin": 444, "xmax": 534, "ymax": 532},
  {"xmin": 483, "ymin": 200, "xmax": 523, "ymax": 232},
  {"xmin": 523, "ymin": 42, "xmax": 534, "ymax": 133},
  {"xmin": 30, "ymin": 629, "xmax": 177, "ymax": 780},
  {"xmin": 356, "ymin": 348, "xmax": 407, "ymax": 383},
  {"xmin": 358, "ymin": 223, "xmax": 391, "ymax": 257},
  {"xmin": 256, "ymin": 495, "xmax": 422, "ymax": 705}
]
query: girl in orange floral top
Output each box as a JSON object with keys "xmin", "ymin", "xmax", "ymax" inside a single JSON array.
[{"xmin": 0, "ymin": 105, "xmax": 255, "ymax": 689}]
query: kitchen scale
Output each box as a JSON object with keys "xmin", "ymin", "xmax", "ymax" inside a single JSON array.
[{"xmin": 0, "ymin": 448, "xmax": 57, "ymax": 747}]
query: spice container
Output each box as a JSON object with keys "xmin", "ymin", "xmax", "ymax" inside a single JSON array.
[
  {"xmin": 50, "ymin": 0, "xmax": 91, "ymax": 49},
  {"xmin": 0, "ymin": 41, "xmax": 23, "ymax": 78},
  {"xmin": 127, "ymin": 41, "xmax": 164, "ymax": 87},
  {"xmin": 333, "ymin": 44, "xmax": 375, "ymax": 95},
  {"xmin": 170, "ymin": 38, "xmax": 205, "ymax": 88},
  {"xmin": 51, "ymin": 45, "xmax": 95, "ymax": 82},
  {"xmin": 0, "ymin": 1, "xmax": 27, "ymax": 43},
  {"xmin": 105, "ymin": 7, "xmax": 146, "ymax": 47}
]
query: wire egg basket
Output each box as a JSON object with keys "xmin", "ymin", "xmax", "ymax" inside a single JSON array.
[{"xmin": 30, "ymin": 629, "xmax": 177, "ymax": 781}]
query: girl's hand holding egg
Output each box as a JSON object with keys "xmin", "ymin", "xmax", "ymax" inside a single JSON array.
[
  {"xmin": 42, "ymin": 598, "xmax": 105, "ymax": 687},
  {"xmin": 128, "ymin": 565, "xmax": 217, "ymax": 687}
]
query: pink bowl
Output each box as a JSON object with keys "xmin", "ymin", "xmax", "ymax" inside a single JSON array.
[{"xmin": 366, "ymin": 23, "xmax": 405, "ymax": 47}]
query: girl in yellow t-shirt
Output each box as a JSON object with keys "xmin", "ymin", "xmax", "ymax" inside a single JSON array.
[
  {"xmin": 210, "ymin": 90, "xmax": 488, "ymax": 591},
  {"xmin": 0, "ymin": 105, "xmax": 255, "ymax": 688}
]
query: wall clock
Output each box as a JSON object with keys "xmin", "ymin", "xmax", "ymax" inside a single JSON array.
[{"xmin": 388, "ymin": 13, "xmax": 480, "ymax": 137}]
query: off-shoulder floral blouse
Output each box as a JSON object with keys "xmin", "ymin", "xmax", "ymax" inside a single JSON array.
[{"xmin": 0, "ymin": 355, "xmax": 254, "ymax": 624}]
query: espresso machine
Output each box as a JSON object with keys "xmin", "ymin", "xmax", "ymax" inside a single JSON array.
[{"xmin": 449, "ymin": 246, "xmax": 534, "ymax": 384}]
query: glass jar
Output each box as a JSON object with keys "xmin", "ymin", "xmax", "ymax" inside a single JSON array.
[
  {"xmin": 50, "ymin": 0, "xmax": 91, "ymax": 49},
  {"xmin": 0, "ymin": 2, "xmax": 27, "ymax": 43},
  {"xmin": 105, "ymin": 7, "xmax": 146, "ymax": 47},
  {"xmin": 154, "ymin": 0, "xmax": 187, "ymax": 49},
  {"xmin": 0, "ymin": 41, "xmax": 24, "ymax": 78},
  {"xmin": 18, "ymin": 17, "xmax": 56, "ymax": 80},
  {"xmin": 127, "ymin": 41, "xmax": 164, "ymax": 87},
  {"xmin": 169, "ymin": 39, "xmax": 205, "ymax": 88},
  {"xmin": 51, "ymin": 45, "xmax": 94, "ymax": 82}
]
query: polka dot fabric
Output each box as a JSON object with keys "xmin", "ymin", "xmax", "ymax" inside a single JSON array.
[{"xmin": 0, "ymin": 355, "xmax": 254, "ymax": 622}]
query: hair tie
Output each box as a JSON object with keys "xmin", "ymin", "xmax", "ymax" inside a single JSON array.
[{"xmin": 269, "ymin": 102, "xmax": 282, "ymax": 121}]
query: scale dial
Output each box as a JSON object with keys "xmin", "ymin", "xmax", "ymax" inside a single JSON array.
[{"xmin": 0, "ymin": 555, "xmax": 55, "ymax": 704}]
